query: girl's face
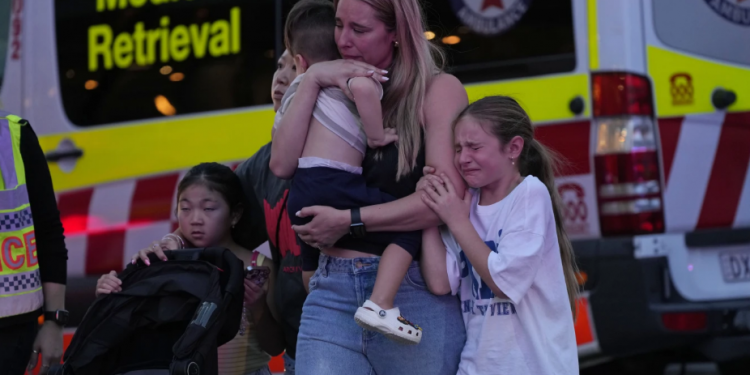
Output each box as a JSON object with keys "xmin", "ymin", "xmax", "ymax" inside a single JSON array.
[
  {"xmin": 271, "ymin": 50, "xmax": 295, "ymax": 112},
  {"xmin": 453, "ymin": 116, "xmax": 516, "ymax": 189},
  {"xmin": 177, "ymin": 184, "xmax": 238, "ymax": 248},
  {"xmin": 335, "ymin": 0, "xmax": 396, "ymax": 70}
]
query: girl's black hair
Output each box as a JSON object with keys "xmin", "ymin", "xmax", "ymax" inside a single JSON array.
[{"xmin": 177, "ymin": 162, "xmax": 251, "ymax": 245}]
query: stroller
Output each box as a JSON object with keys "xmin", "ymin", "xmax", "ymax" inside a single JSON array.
[{"xmin": 51, "ymin": 247, "xmax": 245, "ymax": 375}]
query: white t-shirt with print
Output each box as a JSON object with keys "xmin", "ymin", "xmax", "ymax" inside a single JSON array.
[{"xmin": 441, "ymin": 176, "xmax": 578, "ymax": 375}]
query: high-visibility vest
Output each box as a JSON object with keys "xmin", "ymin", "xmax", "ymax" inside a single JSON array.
[{"xmin": 0, "ymin": 112, "xmax": 42, "ymax": 318}]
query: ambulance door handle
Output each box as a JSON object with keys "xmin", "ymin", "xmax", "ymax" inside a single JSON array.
[
  {"xmin": 45, "ymin": 148, "xmax": 83, "ymax": 162},
  {"xmin": 711, "ymin": 88, "xmax": 736, "ymax": 110}
]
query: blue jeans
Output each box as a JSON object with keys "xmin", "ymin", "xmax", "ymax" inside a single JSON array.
[
  {"xmin": 295, "ymin": 255, "xmax": 466, "ymax": 375},
  {"xmin": 283, "ymin": 353, "xmax": 295, "ymax": 375}
]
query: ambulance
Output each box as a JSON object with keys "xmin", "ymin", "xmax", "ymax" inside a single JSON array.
[{"xmin": 1, "ymin": 0, "xmax": 748, "ymax": 371}]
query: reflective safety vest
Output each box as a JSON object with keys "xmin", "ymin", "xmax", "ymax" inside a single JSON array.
[{"xmin": 0, "ymin": 112, "xmax": 42, "ymax": 318}]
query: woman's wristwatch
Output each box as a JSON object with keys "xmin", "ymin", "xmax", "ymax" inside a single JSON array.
[
  {"xmin": 350, "ymin": 208, "xmax": 366, "ymax": 238},
  {"xmin": 44, "ymin": 309, "xmax": 69, "ymax": 327}
]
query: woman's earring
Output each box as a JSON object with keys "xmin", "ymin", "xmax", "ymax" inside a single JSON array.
[
  {"xmin": 510, "ymin": 157, "xmax": 515, "ymax": 165},
  {"xmin": 394, "ymin": 41, "xmax": 399, "ymax": 48}
]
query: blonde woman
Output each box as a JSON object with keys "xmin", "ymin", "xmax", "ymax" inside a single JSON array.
[{"xmin": 270, "ymin": 0, "xmax": 468, "ymax": 373}]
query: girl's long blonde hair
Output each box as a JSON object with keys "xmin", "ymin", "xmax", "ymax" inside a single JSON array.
[{"xmin": 335, "ymin": 0, "xmax": 445, "ymax": 179}]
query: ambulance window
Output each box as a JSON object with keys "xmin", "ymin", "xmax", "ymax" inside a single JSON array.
[
  {"xmin": 0, "ymin": 0, "xmax": 10, "ymax": 88},
  {"xmin": 423, "ymin": 0, "xmax": 576, "ymax": 83},
  {"xmin": 55, "ymin": 0, "xmax": 277, "ymax": 127},
  {"xmin": 653, "ymin": 0, "xmax": 750, "ymax": 67}
]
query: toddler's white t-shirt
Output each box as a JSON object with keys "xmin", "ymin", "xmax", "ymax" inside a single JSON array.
[{"xmin": 442, "ymin": 176, "xmax": 578, "ymax": 375}]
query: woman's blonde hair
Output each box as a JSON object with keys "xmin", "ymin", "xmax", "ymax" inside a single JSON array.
[
  {"xmin": 334, "ymin": 0, "xmax": 445, "ymax": 179},
  {"xmin": 456, "ymin": 96, "xmax": 581, "ymax": 320}
]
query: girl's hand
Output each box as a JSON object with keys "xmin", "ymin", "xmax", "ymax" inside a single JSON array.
[
  {"xmin": 306, "ymin": 60, "xmax": 388, "ymax": 100},
  {"xmin": 414, "ymin": 166, "xmax": 442, "ymax": 191},
  {"xmin": 293, "ymin": 206, "xmax": 350, "ymax": 249},
  {"xmin": 244, "ymin": 279, "xmax": 267, "ymax": 316},
  {"xmin": 131, "ymin": 237, "xmax": 181, "ymax": 265},
  {"xmin": 95, "ymin": 271, "xmax": 122, "ymax": 297},
  {"xmin": 421, "ymin": 173, "xmax": 472, "ymax": 228}
]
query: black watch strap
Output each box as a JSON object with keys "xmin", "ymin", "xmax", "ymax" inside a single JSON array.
[
  {"xmin": 351, "ymin": 207, "xmax": 362, "ymax": 225},
  {"xmin": 44, "ymin": 310, "xmax": 69, "ymax": 326},
  {"xmin": 350, "ymin": 208, "xmax": 366, "ymax": 238}
]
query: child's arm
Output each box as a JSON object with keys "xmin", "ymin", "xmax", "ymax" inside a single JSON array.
[
  {"xmin": 348, "ymin": 77, "xmax": 397, "ymax": 148},
  {"xmin": 447, "ymin": 220, "xmax": 509, "ymax": 299},
  {"xmin": 421, "ymin": 227, "xmax": 452, "ymax": 296}
]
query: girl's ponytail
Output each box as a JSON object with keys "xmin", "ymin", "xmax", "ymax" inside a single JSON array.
[{"xmin": 526, "ymin": 139, "xmax": 580, "ymax": 320}]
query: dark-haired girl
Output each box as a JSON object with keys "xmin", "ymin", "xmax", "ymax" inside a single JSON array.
[{"xmin": 96, "ymin": 163, "xmax": 276, "ymax": 375}]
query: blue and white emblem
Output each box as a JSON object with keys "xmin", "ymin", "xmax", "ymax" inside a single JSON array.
[
  {"xmin": 704, "ymin": 0, "xmax": 750, "ymax": 26},
  {"xmin": 449, "ymin": 0, "xmax": 532, "ymax": 36}
]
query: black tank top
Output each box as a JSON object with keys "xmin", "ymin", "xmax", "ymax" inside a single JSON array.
[
  {"xmin": 333, "ymin": 132, "xmax": 426, "ymax": 255},
  {"xmin": 362, "ymin": 131, "xmax": 426, "ymax": 199}
]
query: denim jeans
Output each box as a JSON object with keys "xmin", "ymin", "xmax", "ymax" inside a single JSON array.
[
  {"xmin": 295, "ymin": 255, "xmax": 466, "ymax": 375},
  {"xmin": 283, "ymin": 352, "xmax": 296, "ymax": 375}
]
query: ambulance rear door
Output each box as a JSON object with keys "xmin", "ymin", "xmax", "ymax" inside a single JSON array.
[{"xmin": 643, "ymin": 0, "xmax": 750, "ymax": 301}]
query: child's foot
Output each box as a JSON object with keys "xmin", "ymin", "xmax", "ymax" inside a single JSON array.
[{"xmin": 354, "ymin": 300, "xmax": 422, "ymax": 345}]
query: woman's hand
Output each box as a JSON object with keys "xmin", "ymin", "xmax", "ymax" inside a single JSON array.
[
  {"xmin": 306, "ymin": 60, "xmax": 388, "ymax": 100},
  {"xmin": 95, "ymin": 271, "xmax": 122, "ymax": 297},
  {"xmin": 293, "ymin": 206, "xmax": 351, "ymax": 249},
  {"xmin": 421, "ymin": 173, "xmax": 472, "ymax": 228},
  {"xmin": 26, "ymin": 322, "xmax": 63, "ymax": 375},
  {"xmin": 130, "ymin": 237, "xmax": 182, "ymax": 265}
]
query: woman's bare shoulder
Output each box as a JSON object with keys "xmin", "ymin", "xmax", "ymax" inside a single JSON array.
[{"xmin": 426, "ymin": 73, "xmax": 466, "ymax": 99}]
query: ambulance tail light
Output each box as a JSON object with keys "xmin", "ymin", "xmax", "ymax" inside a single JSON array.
[
  {"xmin": 592, "ymin": 73, "xmax": 664, "ymax": 236},
  {"xmin": 661, "ymin": 312, "xmax": 707, "ymax": 332}
]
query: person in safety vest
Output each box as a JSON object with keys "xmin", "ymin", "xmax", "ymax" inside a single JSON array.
[{"xmin": 0, "ymin": 112, "xmax": 68, "ymax": 375}]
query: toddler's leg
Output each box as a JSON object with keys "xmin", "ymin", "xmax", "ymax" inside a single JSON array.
[
  {"xmin": 369, "ymin": 244, "xmax": 412, "ymax": 309},
  {"xmin": 354, "ymin": 244, "xmax": 423, "ymax": 345}
]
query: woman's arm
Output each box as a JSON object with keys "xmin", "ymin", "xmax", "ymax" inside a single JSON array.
[
  {"xmin": 270, "ymin": 61, "xmax": 387, "ymax": 179},
  {"xmin": 359, "ymin": 74, "xmax": 468, "ymax": 231},
  {"xmin": 420, "ymin": 227, "xmax": 452, "ymax": 295}
]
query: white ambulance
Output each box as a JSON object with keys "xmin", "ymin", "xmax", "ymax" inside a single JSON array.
[{"xmin": 1, "ymin": 0, "xmax": 748, "ymax": 372}]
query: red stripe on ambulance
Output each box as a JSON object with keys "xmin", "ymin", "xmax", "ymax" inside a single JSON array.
[
  {"xmin": 535, "ymin": 120, "xmax": 591, "ymax": 176},
  {"xmin": 697, "ymin": 112, "xmax": 750, "ymax": 229},
  {"xmin": 130, "ymin": 174, "xmax": 180, "ymax": 223},
  {"xmin": 657, "ymin": 117, "xmax": 683, "ymax": 186},
  {"xmin": 57, "ymin": 188, "xmax": 94, "ymax": 236},
  {"xmin": 85, "ymin": 229, "xmax": 126, "ymax": 275}
]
